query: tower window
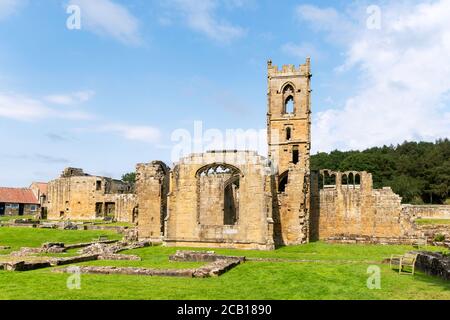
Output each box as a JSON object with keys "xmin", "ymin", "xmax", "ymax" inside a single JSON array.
[
  {"xmin": 278, "ymin": 172, "xmax": 289, "ymax": 193},
  {"xmin": 292, "ymin": 146, "xmax": 299, "ymax": 164},
  {"xmin": 285, "ymin": 96, "xmax": 294, "ymax": 114},
  {"xmin": 286, "ymin": 127, "xmax": 292, "ymax": 141}
]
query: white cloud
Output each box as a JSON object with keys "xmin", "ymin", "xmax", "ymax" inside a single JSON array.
[
  {"xmin": 68, "ymin": 0, "xmax": 141, "ymax": 45},
  {"xmin": 295, "ymin": 1, "xmax": 450, "ymax": 152},
  {"xmin": 99, "ymin": 124, "xmax": 161, "ymax": 143},
  {"xmin": 163, "ymin": 0, "xmax": 246, "ymax": 44},
  {"xmin": 0, "ymin": 92, "xmax": 94, "ymax": 121},
  {"xmin": 0, "ymin": 93, "xmax": 49, "ymax": 121},
  {"xmin": 45, "ymin": 90, "xmax": 95, "ymax": 106},
  {"xmin": 0, "ymin": 0, "xmax": 24, "ymax": 20}
]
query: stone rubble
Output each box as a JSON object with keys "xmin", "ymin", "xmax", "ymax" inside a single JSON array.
[{"xmin": 414, "ymin": 251, "xmax": 450, "ymax": 281}]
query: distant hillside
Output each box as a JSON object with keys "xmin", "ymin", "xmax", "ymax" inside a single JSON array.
[{"xmin": 311, "ymin": 139, "xmax": 450, "ymax": 204}]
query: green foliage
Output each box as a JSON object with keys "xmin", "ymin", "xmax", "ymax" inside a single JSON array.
[
  {"xmin": 434, "ymin": 234, "xmax": 446, "ymax": 242},
  {"xmin": 311, "ymin": 139, "xmax": 450, "ymax": 204},
  {"xmin": 121, "ymin": 172, "xmax": 136, "ymax": 184},
  {"xmin": 385, "ymin": 175, "xmax": 424, "ymax": 203}
]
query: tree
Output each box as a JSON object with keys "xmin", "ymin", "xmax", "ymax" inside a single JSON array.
[
  {"xmin": 122, "ymin": 172, "xmax": 136, "ymax": 184},
  {"xmin": 310, "ymin": 139, "xmax": 450, "ymax": 204},
  {"xmin": 385, "ymin": 175, "xmax": 424, "ymax": 203}
]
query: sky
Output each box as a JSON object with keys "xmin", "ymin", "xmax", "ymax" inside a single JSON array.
[{"xmin": 0, "ymin": 0, "xmax": 449, "ymax": 187}]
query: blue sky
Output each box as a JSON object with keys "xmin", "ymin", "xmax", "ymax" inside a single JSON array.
[{"xmin": 1, "ymin": 0, "xmax": 449, "ymax": 187}]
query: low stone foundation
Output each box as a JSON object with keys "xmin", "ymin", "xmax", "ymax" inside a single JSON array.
[
  {"xmin": 2, "ymin": 261, "xmax": 52, "ymax": 271},
  {"xmin": 415, "ymin": 251, "xmax": 450, "ymax": 281},
  {"xmin": 325, "ymin": 235, "xmax": 424, "ymax": 245},
  {"xmin": 165, "ymin": 239, "xmax": 274, "ymax": 251},
  {"xmin": 169, "ymin": 250, "xmax": 245, "ymax": 263},
  {"xmin": 417, "ymin": 225, "xmax": 450, "ymax": 242},
  {"xmin": 55, "ymin": 250, "xmax": 245, "ymax": 278},
  {"xmin": 50, "ymin": 254, "xmax": 100, "ymax": 266},
  {"xmin": 97, "ymin": 254, "xmax": 141, "ymax": 261},
  {"xmin": 1, "ymin": 240, "xmax": 146, "ymax": 272},
  {"xmin": 54, "ymin": 266, "xmax": 196, "ymax": 277}
]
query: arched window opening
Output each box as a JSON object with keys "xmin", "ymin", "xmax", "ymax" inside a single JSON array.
[
  {"xmin": 286, "ymin": 127, "xmax": 292, "ymax": 141},
  {"xmin": 224, "ymin": 177, "xmax": 239, "ymax": 225},
  {"xmin": 324, "ymin": 172, "xmax": 336, "ymax": 188},
  {"xmin": 354, "ymin": 173, "xmax": 361, "ymax": 186},
  {"xmin": 285, "ymin": 96, "xmax": 294, "ymax": 114},
  {"xmin": 196, "ymin": 163, "xmax": 241, "ymax": 178},
  {"xmin": 283, "ymin": 84, "xmax": 294, "ymax": 94},
  {"xmin": 278, "ymin": 171, "xmax": 289, "ymax": 193},
  {"xmin": 348, "ymin": 172, "xmax": 354, "ymax": 186},
  {"xmin": 196, "ymin": 163, "xmax": 242, "ymax": 226},
  {"xmin": 292, "ymin": 145, "xmax": 299, "ymax": 164},
  {"xmin": 342, "ymin": 174, "xmax": 348, "ymax": 186}
]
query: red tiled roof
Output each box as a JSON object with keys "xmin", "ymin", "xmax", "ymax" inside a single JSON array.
[
  {"xmin": 31, "ymin": 182, "xmax": 48, "ymax": 196},
  {"xmin": 0, "ymin": 188, "xmax": 39, "ymax": 204}
]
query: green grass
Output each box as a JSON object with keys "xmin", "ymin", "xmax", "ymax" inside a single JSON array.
[
  {"xmin": 0, "ymin": 227, "xmax": 121, "ymax": 254},
  {"xmin": 415, "ymin": 218, "xmax": 450, "ymax": 225},
  {"xmin": 0, "ymin": 227, "xmax": 449, "ymax": 300},
  {"xmin": 0, "ymin": 215, "xmax": 31, "ymax": 222}
]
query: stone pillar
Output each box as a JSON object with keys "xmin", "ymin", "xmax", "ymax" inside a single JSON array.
[{"xmin": 136, "ymin": 161, "xmax": 169, "ymax": 241}]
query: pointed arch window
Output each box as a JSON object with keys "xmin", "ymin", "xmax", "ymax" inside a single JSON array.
[
  {"xmin": 282, "ymin": 84, "xmax": 295, "ymax": 114},
  {"xmin": 285, "ymin": 96, "xmax": 294, "ymax": 114}
]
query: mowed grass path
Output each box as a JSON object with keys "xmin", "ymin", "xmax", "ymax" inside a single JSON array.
[{"xmin": 0, "ymin": 227, "xmax": 449, "ymax": 300}]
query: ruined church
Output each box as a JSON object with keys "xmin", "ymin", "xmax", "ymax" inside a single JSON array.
[{"xmin": 45, "ymin": 58, "xmax": 443, "ymax": 250}]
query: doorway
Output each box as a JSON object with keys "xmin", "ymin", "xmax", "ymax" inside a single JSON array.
[
  {"xmin": 19, "ymin": 204, "xmax": 24, "ymax": 216},
  {"xmin": 0, "ymin": 203, "xmax": 5, "ymax": 216}
]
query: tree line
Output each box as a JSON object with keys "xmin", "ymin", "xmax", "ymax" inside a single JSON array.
[{"xmin": 310, "ymin": 139, "xmax": 450, "ymax": 204}]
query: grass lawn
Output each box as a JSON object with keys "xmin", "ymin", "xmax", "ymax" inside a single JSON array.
[
  {"xmin": 0, "ymin": 227, "xmax": 449, "ymax": 300},
  {"xmin": 0, "ymin": 227, "xmax": 121, "ymax": 254},
  {"xmin": 415, "ymin": 218, "xmax": 450, "ymax": 225},
  {"xmin": 0, "ymin": 215, "xmax": 29, "ymax": 222}
]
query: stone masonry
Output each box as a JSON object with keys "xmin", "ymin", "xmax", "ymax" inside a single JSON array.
[
  {"xmin": 43, "ymin": 58, "xmax": 449, "ymax": 250},
  {"xmin": 46, "ymin": 168, "xmax": 136, "ymax": 222}
]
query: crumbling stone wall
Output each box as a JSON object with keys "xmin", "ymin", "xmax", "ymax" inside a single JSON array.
[
  {"xmin": 46, "ymin": 168, "xmax": 134, "ymax": 222},
  {"xmin": 164, "ymin": 151, "xmax": 274, "ymax": 250},
  {"xmin": 276, "ymin": 165, "xmax": 310, "ymax": 245},
  {"xmin": 402, "ymin": 205, "xmax": 450, "ymax": 219},
  {"xmin": 112, "ymin": 194, "xmax": 137, "ymax": 222},
  {"xmin": 136, "ymin": 161, "xmax": 169, "ymax": 241},
  {"xmin": 310, "ymin": 170, "xmax": 415, "ymax": 240}
]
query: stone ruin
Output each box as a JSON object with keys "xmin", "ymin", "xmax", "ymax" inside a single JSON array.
[
  {"xmin": 36, "ymin": 58, "xmax": 450, "ymax": 250},
  {"xmin": 55, "ymin": 250, "xmax": 245, "ymax": 278}
]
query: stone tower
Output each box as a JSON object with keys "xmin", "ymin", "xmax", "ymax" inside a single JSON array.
[{"xmin": 267, "ymin": 58, "xmax": 312, "ymax": 245}]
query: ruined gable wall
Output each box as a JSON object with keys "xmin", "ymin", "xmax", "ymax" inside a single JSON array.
[
  {"xmin": 106, "ymin": 193, "xmax": 137, "ymax": 222},
  {"xmin": 47, "ymin": 176, "xmax": 106, "ymax": 220},
  {"xmin": 47, "ymin": 171, "xmax": 135, "ymax": 222},
  {"xmin": 312, "ymin": 170, "xmax": 412, "ymax": 239},
  {"xmin": 165, "ymin": 151, "xmax": 274, "ymax": 250}
]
